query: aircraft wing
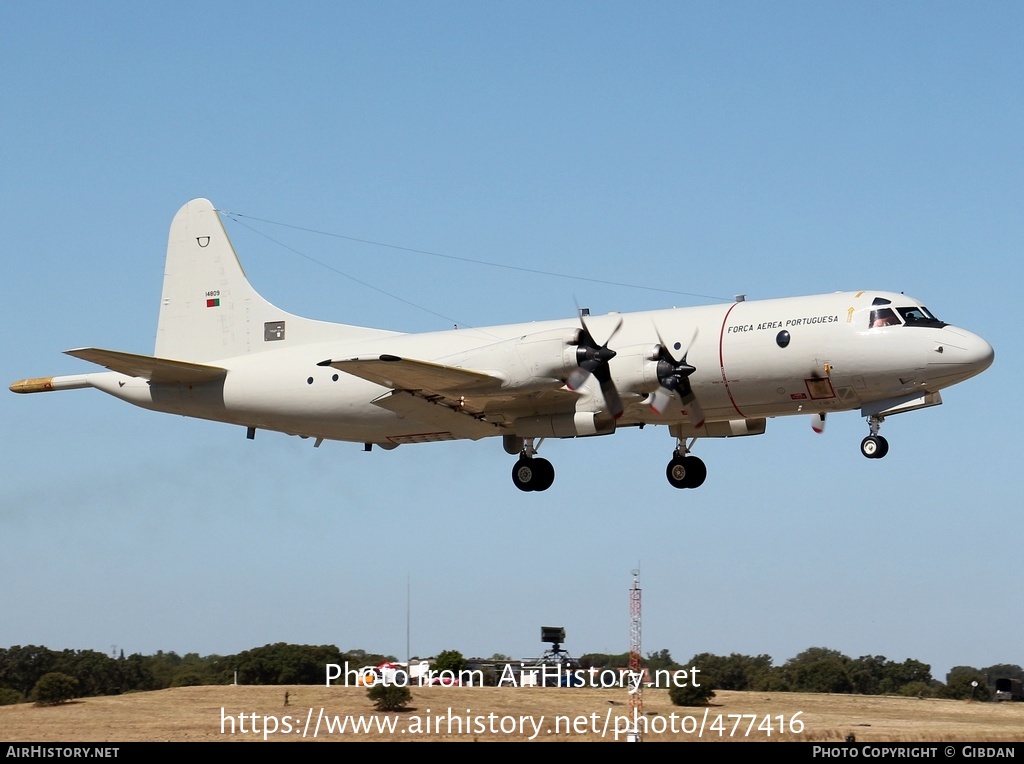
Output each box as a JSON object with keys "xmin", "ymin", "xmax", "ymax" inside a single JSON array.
[
  {"xmin": 65, "ymin": 348, "xmax": 227, "ymax": 384},
  {"xmin": 320, "ymin": 355, "xmax": 505, "ymax": 393},
  {"xmin": 323, "ymin": 355, "xmax": 510, "ymax": 439},
  {"xmin": 322, "ymin": 354, "xmax": 581, "ymax": 430}
]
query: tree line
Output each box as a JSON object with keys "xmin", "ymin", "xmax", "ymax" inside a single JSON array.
[
  {"xmin": 579, "ymin": 647, "xmax": 1017, "ymax": 701},
  {"xmin": 2, "ymin": 643, "xmax": 1019, "ymax": 705},
  {"xmin": 0, "ymin": 644, "xmax": 394, "ymax": 705}
]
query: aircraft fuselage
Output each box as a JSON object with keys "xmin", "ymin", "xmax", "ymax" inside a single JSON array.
[{"xmin": 56, "ymin": 291, "xmax": 990, "ymax": 444}]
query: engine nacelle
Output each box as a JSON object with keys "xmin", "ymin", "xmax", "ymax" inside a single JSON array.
[
  {"xmin": 670, "ymin": 418, "xmax": 767, "ymax": 439},
  {"xmin": 606, "ymin": 343, "xmax": 664, "ymax": 394},
  {"xmin": 514, "ymin": 412, "xmax": 615, "ymax": 438},
  {"xmin": 446, "ymin": 327, "xmax": 580, "ymax": 390}
]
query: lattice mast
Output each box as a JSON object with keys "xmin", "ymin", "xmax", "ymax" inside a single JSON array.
[{"xmin": 629, "ymin": 568, "xmax": 643, "ymax": 718}]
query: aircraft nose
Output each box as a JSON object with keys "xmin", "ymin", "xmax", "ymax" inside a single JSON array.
[
  {"xmin": 961, "ymin": 331, "xmax": 994, "ymax": 374},
  {"xmin": 942, "ymin": 328, "xmax": 995, "ymax": 378}
]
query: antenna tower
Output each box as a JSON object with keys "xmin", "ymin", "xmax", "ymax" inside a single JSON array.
[{"xmin": 629, "ymin": 568, "xmax": 643, "ymax": 733}]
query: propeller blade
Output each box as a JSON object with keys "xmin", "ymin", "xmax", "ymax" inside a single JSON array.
[
  {"xmin": 596, "ymin": 368, "xmax": 624, "ymax": 419},
  {"xmin": 566, "ymin": 365, "xmax": 592, "ymax": 392},
  {"xmin": 653, "ymin": 325, "xmax": 699, "ymax": 365},
  {"xmin": 682, "ymin": 395, "xmax": 706, "ymax": 428},
  {"xmin": 580, "ymin": 312, "xmax": 623, "ymax": 349},
  {"xmin": 811, "ymin": 412, "xmax": 826, "ymax": 434},
  {"xmin": 649, "ymin": 387, "xmax": 674, "ymax": 415}
]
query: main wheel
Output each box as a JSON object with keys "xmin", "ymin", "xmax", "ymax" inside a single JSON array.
[
  {"xmin": 531, "ymin": 458, "xmax": 555, "ymax": 491},
  {"xmin": 512, "ymin": 458, "xmax": 536, "ymax": 491},
  {"xmin": 512, "ymin": 457, "xmax": 556, "ymax": 492},
  {"xmin": 683, "ymin": 455, "xmax": 707, "ymax": 488},
  {"xmin": 860, "ymin": 435, "xmax": 889, "ymax": 459},
  {"xmin": 667, "ymin": 456, "xmax": 688, "ymax": 489},
  {"xmin": 666, "ymin": 455, "xmax": 707, "ymax": 489}
]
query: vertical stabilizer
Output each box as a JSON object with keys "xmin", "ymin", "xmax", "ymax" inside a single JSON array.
[{"xmin": 155, "ymin": 199, "xmax": 392, "ymax": 362}]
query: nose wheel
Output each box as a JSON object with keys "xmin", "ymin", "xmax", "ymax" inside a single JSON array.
[
  {"xmin": 860, "ymin": 435, "xmax": 889, "ymax": 459},
  {"xmin": 860, "ymin": 415, "xmax": 890, "ymax": 459}
]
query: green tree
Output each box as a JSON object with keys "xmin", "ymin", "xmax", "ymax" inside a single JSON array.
[
  {"xmin": 367, "ymin": 683, "xmax": 412, "ymax": 711},
  {"xmin": 432, "ymin": 650, "xmax": 467, "ymax": 675},
  {"xmin": 669, "ymin": 680, "xmax": 715, "ymax": 706},
  {"xmin": 0, "ymin": 645, "xmax": 58, "ymax": 697},
  {"xmin": 53, "ymin": 649, "xmax": 120, "ymax": 697},
  {"xmin": 579, "ymin": 652, "xmax": 630, "ymax": 669},
  {"xmin": 31, "ymin": 673, "xmax": 78, "ymax": 706},
  {"xmin": 780, "ymin": 647, "xmax": 853, "ymax": 694},
  {"xmin": 849, "ymin": 655, "xmax": 887, "ymax": 695},
  {"xmin": 941, "ymin": 667, "xmax": 989, "ymax": 701},
  {"xmin": 897, "ymin": 681, "xmax": 934, "ymax": 698},
  {"xmin": 884, "ymin": 658, "xmax": 932, "ymax": 695},
  {"xmin": 645, "ymin": 649, "xmax": 679, "ymax": 672},
  {"xmin": 120, "ymin": 653, "xmax": 157, "ymax": 692},
  {"xmin": 233, "ymin": 643, "xmax": 348, "ymax": 685},
  {"xmin": 689, "ymin": 652, "xmax": 774, "ymax": 691}
]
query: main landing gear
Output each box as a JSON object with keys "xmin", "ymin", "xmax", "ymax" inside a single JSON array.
[
  {"xmin": 860, "ymin": 414, "xmax": 889, "ymax": 459},
  {"xmin": 510, "ymin": 437, "xmax": 555, "ymax": 492},
  {"xmin": 666, "ymin": 437, "xmax": 707, "ymax": 489}
]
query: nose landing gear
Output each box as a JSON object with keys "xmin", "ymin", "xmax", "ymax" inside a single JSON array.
[{"xmin": 860, "ymin": 415, "xmax": 889, "ymax": 459}]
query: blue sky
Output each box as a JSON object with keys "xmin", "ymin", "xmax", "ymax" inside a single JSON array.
[{"xmin": 2, "ymin": 2, "xmax": 1021, "ymax": 682}]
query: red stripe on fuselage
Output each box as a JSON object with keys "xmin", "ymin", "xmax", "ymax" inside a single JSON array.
[{"xmin": 718, "ymin": 302, "xmax": 746, "ymax": 418}]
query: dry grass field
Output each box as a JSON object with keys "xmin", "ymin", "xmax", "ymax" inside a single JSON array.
[{"xmin": 3, "ymin": 686, "xmax": 1024, "ymax": 742}]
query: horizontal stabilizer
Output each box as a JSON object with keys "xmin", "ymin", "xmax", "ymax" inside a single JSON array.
[
  {"xmin": 321, "ymin": 355, "xmax": 504, "ymax": 394},
  {"xmin": 65, "ymin": 348, "xmax": 227, "ymax": 385}
]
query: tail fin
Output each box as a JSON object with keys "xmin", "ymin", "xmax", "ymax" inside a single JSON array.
[{"xmin": 155, "ymin": 199, "xmax": 393, "ymax": 362}]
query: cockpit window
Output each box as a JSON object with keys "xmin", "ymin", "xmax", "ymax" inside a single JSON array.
[
  {"xmin": 867, "ymin": 297, "xmax": 947, "ymax": 329},
  {"xmin": 870, "ymin": 308, "xmax": 901, "ymax": 328},
  {"xmin": 897, "ymin": 306, "xmax": 947, "ymax": 328},
  {"xmin": 898, "ymin": 307, "xmax": 928, "ymax": 323}
]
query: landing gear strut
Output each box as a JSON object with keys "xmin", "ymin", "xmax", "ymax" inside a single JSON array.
[
  {"xmin": 666, "ymin": 437, "xmax": 707, "ymax": 489},
  {"xmin": 860, "ymin": 414, "xmax": 889, "ymax": 459},
  {"xmin": 511, "ymin": 438, "xmax": 555, "ymax": 492}
]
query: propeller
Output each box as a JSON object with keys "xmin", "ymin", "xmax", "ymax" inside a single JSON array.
[
  {"xmin": 566, "ymin": 313, "xmax": 624, "ymax": 419},
  {"xmin": 649, "ymin": 327, "xmax": 705, "ymax": 428}
]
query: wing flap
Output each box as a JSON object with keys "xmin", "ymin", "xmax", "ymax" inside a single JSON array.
[
  {"xmin": 371, "ymin": 390, "xmax": 500, "ymax": 440},
  {"xmin": 65, "ymin": 348, "xmax": 227, "ymax": 384}
]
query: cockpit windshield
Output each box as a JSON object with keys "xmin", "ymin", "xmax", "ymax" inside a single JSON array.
[
  {"xmin": 897, "ymin": 306, "xmax": 945, "ymax": 327},
  {"xmin": 868, "ymin": 298, "xmax": 947, "ymax": 329}
]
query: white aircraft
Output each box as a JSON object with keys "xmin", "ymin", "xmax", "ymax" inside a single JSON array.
[{"xmin": 11, "ymin": 199, "xmax": 994, "ymax": 492}]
